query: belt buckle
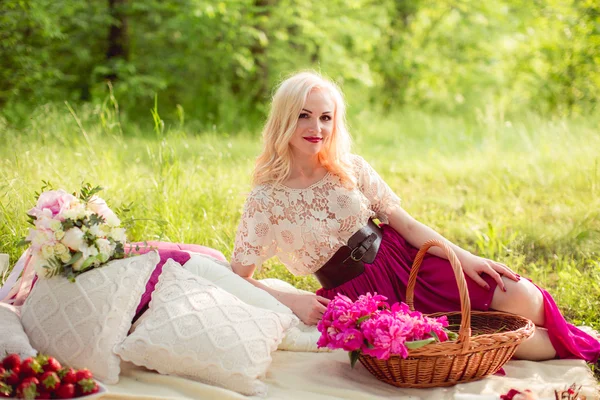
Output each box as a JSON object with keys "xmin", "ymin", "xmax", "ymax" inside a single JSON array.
[{"xmin": 349, "ymin": 246, "xmax": 365, "ymax": 262}]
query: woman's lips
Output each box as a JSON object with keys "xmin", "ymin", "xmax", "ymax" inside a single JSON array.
[{"xmin": 303, "ymin": 137, "xmax": 322, "ymax": 143}]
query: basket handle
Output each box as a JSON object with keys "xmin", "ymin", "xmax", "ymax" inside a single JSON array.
[{"xmin": 405, "ymin": 239, "xmax": 471, "ymax": 353}]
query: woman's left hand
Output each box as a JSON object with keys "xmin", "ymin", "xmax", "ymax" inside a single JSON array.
[{"xmin": 459, "ymin": 253, "xmax": 519, "ymax": 292}]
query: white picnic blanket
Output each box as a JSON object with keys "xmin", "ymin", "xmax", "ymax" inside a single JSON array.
[{"xmin": 101, "ymin": 350, "xmax": 599, "ymax": 400}]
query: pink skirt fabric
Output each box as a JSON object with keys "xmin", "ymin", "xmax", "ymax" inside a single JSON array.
[{"xmin": 316, "ymin": 224, "xmax": 600, "ymax": 363}]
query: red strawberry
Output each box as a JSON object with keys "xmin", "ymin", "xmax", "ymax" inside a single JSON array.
[
  {"xmin": 0, "ymin": 382, "xmax": 13, "ymax": 398},
  {"xmin": 1, "ymin": 354, "xmax": 20, "ymax": 370},
  {"xmin": 58, "ymin": 367, "xmax": 77, "ymax": 385},
  {"xmin": 75, "ymin": 368, "xmax": 93, "ymax": 382},
  {"xmin": 20, "ymin": 357, "xmax": 43, "ymax": 378},
  {"xmin": 39, "ymin": 371, "xmax": 61, "ymax": 391},
  {"xmin": 77, "ymin": 378, "xmax": 99, "ymax": 395},
  {"xmin": 55, "ymin": 383, "xmax": 75, "ymax": 399},
  {"xmin": 16, "ymin": 376, "xmax": 39, "ymax": 400},
  {"xmin": 36, "ymin": 355, "xmax": 62, "ymax": 373},
  {"xmin": 3, "ymin": 367, "xmax": 20, "ymax": 385},
  {"xmin": 36, "ymin": 390, "xmax": 52, "ymax": 399}
]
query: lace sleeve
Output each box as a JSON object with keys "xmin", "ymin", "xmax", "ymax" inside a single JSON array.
[
  {"xmin": 353, "ymin": 155, "xmax": 401, "ymax": 223},
  {"xmin": 231, "ymin": 187, "xmax": 277, "ymax": 267}
]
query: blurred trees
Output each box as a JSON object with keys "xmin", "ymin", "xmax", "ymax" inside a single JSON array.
[{"xmin": 0, "ymin": 0, "xmax": 598, "ymax": 128}]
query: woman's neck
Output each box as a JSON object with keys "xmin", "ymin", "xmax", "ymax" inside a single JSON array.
[{"xmin": 289, "ymin": 155, "xmax": 322, "ymax": 179}]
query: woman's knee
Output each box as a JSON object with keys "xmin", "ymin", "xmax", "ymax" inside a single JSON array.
[{"xmin": 490, "ymin": 277, "xmax": 545, "ymax": 325}]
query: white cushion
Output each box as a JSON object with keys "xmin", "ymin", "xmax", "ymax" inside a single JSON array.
[
  {"xmin": 183, "ymin": 254, "xmax": 292, "ymax": 314},
  {"xmin": 0, "ymin": 303, "xmax": 37, "ymax": 359},
  {"xmin": 21, "ymin": 251, "xmax": 159, "ymax": 384},
  {"xmin": 182, "ymin": 255, "xmax": 326, "ymax": 352},
  {"xmin": 116, "ymin": 259, "xmax": 298, "ymax": 396}
]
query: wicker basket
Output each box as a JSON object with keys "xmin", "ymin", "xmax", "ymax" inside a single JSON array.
[{"xmin": 358, "ymin": 239, "xmax": 535, "ymax": 388}]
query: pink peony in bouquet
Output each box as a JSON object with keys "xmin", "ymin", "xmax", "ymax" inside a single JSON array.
[
  {"xmin": 317, "ymin": 293, "xmax": 458, "ymax": 367},
  {"xmin": 21, "ymin": 184, "xmax": 127, "ymax": 281}
]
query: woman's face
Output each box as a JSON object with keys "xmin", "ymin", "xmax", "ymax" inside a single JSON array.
[{"xmin": 288, "ymin": 88, "xmax": 335, "ymax": 158}]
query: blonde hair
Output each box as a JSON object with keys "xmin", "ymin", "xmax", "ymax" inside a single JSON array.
[{"xmin": 252, "ymin": 71, "xmax": 354, "ymax": 188}]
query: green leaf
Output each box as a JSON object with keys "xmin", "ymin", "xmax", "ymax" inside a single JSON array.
[
  {"xmin": 356, "ymin": 315, "xmax": 371, "ymax": 325},
  {"xmin": 64, "ymin": 252, "xmax": 82, "ymax": 266},
  {"xmin": 16, "ymin": 239, "xmax": 30, "ymax": 247},
  {"xmin": 405, "ymin": 338, "xmax": 436, "ymax": 349},
  {"xmin": 430, "ymin": 330, "xmax": 440, "ymax": 342},
  {"xmin": 349, "ymin": 350, "xmax": 360, "ymax": 369}
]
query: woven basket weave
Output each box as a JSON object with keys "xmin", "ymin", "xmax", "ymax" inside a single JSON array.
[{"xmin": 358, "ymin": 239, "xmax": 535, "ymax": 388}]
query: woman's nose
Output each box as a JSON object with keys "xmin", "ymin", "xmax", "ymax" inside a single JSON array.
[{"xmin": 308, "ymin": 119, "xmax": 321, "ymax": 133}]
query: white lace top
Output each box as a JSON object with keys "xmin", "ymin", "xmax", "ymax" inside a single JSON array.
[{"xmin": 232, "ymin": 155, "xmax": 401, "ymax": 276}]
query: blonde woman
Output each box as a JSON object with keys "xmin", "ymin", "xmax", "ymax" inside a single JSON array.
[{"xmin": 231, "ymin": 71, "xmax": 600, "ymax": 362}]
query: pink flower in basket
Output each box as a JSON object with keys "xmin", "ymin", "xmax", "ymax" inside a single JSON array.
[{"xmin": 317, "ymin": 293, "xmax": 456, "ymax": 366}]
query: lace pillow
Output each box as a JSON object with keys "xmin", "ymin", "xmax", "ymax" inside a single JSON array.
[
  {"xmin": 182, "ymin": 254, "xmax": 326, "ymax": 352},
  {"xmin": 116, "ymin": 259, "xmax": 298, "ymax": 396},
  {"xmin": 20, "ymin": 251, "xmax": 159, "ymax": 384},
  {"xmin": 0, "ymin": 303, "xmax": 37, "ymax": 359}
]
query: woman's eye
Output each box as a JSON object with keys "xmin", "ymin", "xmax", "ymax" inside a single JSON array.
[
  {"xmin": 321, "ymin": 115, "xmax": 332, "ymax": 121},
  {"xmin": 299, "ymin": 113, "xmax": 309, "ymax": 119}
]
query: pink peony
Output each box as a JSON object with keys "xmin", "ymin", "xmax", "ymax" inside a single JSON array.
[
  {"xmin": 27, "ymin": 190, "xmax": 76, "ymax": 221},
  {"xmin": 317, "ymin": 293, "xmax": 452, "ymax": 361},
  {"xmin": 338, "ymin": 329, "xmax": 364, "ymax": 352}
]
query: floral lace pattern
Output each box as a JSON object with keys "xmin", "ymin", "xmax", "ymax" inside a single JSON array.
[{"xmin": 232, "ymin": 155, "xmax": 401, "ymax": 275}]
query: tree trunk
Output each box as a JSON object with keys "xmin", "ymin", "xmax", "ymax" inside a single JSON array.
[
  {"xmin": 106, "ymin": 0, "xmax": 129, "ymax": 81},
  {"xmin": 250, "ymin": 0, "xmax": 271, "ymax": 105}
]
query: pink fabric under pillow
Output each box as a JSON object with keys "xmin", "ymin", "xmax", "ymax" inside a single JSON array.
[
  {"xmin": 128, "ymin": 241, "xmax": 227, "ymax": 318},
  {"xmin": 127, "ymin": 241, "xmax": 227, "ymax": 261}
]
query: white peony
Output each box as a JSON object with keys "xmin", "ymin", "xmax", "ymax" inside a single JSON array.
[
  {"xmin": 61, "ymin": 201, "xmax": 87, "ymax": 221},
  {"xmin": 62, "ymin": 228, "xmax": 85, "ymax": 250},
  {"xmin": 88, "ymin": 196, "xmax": 121, "ymax": 227},
  {"xmin": 88, "ymin": 224, "xmax": 102, "ymax": 238}
]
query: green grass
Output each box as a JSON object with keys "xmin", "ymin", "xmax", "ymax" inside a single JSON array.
[{"xmin": 1, "ymin": 102, "xmax": 599, "ymax": 336}]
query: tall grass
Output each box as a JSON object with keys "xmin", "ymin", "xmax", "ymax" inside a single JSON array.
[{"xmin": 1, "ymin": 101, "xmax": 599, "ymax": 335}]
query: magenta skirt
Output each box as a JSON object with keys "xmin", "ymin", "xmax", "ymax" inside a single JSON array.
[{"xmin": 317, "ymin": 224, "xmax": 600, "ymax": 363}]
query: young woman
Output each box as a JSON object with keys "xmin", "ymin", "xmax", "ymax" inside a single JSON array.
[{"xmin": 230, "ymin": 71, "xmax": 600, "ymax": 362}]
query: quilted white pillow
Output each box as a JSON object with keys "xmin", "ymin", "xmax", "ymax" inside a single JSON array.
[
  {"xmin": 0, "ymin": 303, "xmax": 37, "ymax": 359},
  {"xmin": 21, "ymin": 251, "xmax": 159, "ymax": 384},
  {"xmin": 182, "ymin": 254, "xmax": 327, "ymax": 353},
  {"xmin": 116, "ymin": 259, "xmax": 298, "ymax": 396}
]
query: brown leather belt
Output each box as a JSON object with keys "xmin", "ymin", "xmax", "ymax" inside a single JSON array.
[{"xmin": 314, "ymin": 219, "xmax": 383, "ymax": 290}]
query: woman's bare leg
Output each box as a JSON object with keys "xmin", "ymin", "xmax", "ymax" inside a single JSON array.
[{"xmin": 490, "ymin": 277, "xmax": 557, "ymax": 360}]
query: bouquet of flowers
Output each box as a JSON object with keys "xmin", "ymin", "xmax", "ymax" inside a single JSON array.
[
  {"xmin": 21, "ymin": 184, "xmax": 127, "ymax": 281},
  {"xmin": 317, "ymin": 293, "xmax": 458, "ymax": 367}
]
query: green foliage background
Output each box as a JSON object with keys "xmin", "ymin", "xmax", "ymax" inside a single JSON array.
[{"xmin": 1, "ymin": 0, "xmax": 599, "ymax": 127}]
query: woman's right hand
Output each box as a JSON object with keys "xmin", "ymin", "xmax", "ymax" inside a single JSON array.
[{"xmin": 286, "ymin": 292, "xmax": 330, "ymax": 326}]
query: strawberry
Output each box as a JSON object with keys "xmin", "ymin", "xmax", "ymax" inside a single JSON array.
[
  {"xmin": 77, "ymin": 378, "xmax": 99, "ymax": 396},
  {"xmin": 36, "ymin": 390, "xmax": 52, "ymax": 399},
  {"xmin": 16, "ymin": 376, "xmax": 39, "ymax": 400},
  {"xmin": 20, "ymin": 357, "xmax": 43, "ymax": 378},
  {"xmin": 58, "ymin": 367, "xmax": 77, "ymax": 385},
  {"xmin": 39, "ymin": 371, "xmax": 61, "ymax": 391},
  {"xmin": 55, "ymin": 383, "xmax": 75, "ymax": 399},
  {"xmin": 1, "ymin": 354, "xmax": 20, "ymax": 370},
  {"xmin": 3, "ymin": 367, "xmax": 20, "ymax": 385},
  {"xmin": 0, "ymin": 366, "xmax": 4, "ymax": 377},
  {"xmin": 75, "ymin": 368, "xmax": 93, "ymax": 382},
  {"xmin": 0, "ymin": 382, "xmax": 13, "ymax": 398},
  {"xmin": 36, "ymin": 355, "xmax": 62, "ymax": 373}
]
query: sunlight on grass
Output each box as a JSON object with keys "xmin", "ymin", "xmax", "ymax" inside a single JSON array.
[{"xmin": 1, "ymin": 103, "xmax": 599, "ymax": 331}]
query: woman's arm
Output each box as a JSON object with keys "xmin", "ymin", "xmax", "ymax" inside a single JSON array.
[
  {"xmin": 386, "ymin": 206, "xmax": 518, "ymax": 291},
  {"xmin": 231, "ymin": 261, "xmax": 330, "ymax": 326}
]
